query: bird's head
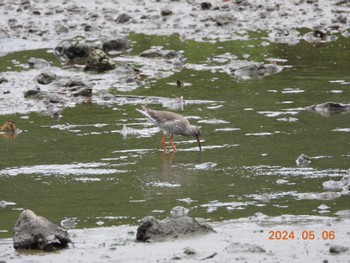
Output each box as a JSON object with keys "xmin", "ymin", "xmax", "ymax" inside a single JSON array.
[{"xmin": 191, "ymin": 125, "xmax": 202, "ymax": 151}]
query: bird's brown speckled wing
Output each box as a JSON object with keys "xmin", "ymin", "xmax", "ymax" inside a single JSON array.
[
  {"xmin": 144, "ymin": 107, "xmax": 188, "ymax": 123},
  {"xmin": 162, "ymin": 119, "xmax": 189, "ymax": 135},
  {"xmin": 140, "ymin": 106, "xmax": 190, "ymax": 134}
]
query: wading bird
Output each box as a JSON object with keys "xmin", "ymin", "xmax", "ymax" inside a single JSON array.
[{"xmin": 137, "ymin": 106, "xmax": 202, "ymax": 152}]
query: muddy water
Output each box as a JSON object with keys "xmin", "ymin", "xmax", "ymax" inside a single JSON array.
[{"xmin": 1, "ymin": 33, "xmax": 350, "ymax": 238}]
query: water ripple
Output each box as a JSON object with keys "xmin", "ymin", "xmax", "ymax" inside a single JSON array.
[{"xmin": 0, "ymin": 163, "xmax": 125, "ymax": 176}]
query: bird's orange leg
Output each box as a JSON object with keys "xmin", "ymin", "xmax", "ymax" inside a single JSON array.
[
  {"xmin": 169, "ymin": 134, "xmax": 177, "ymax": 152},
  {"xmin": 161, "ymin": 134, "xmax": 167, "ymax": 152}
]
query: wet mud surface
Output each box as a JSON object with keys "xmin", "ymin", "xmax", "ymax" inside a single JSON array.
[
  {"xmin": 1, "ymin": 215, "xmax": 350, "ymax": 263},
  {"xmin": 1, "ymin": 0, "xmax": 350, "ymax": 115}
]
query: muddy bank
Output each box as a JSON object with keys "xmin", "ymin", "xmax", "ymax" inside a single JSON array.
[
  {"xmin": 1, "ymin": 215, "xmax": 350, "ymax": 263},
  {"xmin": 1, "ymin": 0, "xmax": 350, "ymax": 52},
  {"xmin": 1, "ymin": 0, "xmax": 350, "ymax": 116}
]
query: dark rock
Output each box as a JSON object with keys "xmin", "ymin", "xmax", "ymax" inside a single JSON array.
[
  {"xmin": 161, "ymin": 9, "xmax": 173, "ymax": 16},
  {"xmin": 306, "ymin": 102, "xmax": 350, "ymax": 116},
  {"xmin": 32, "ymin": 10, "xmax": 41, "ymax": 15},
  {"xmin": 13, "ymin": 210, "xmax": 71, "ymax": 251},
  {"xmin": 63, "ymin": 78, "xmax": 91, "ymax": 88},
  {"xmin": 115, "ymin": 13, "xmax": 131, "ymax": 23},
  {"xmin": 184, "ymin": 247, "xmax": 196, "ymax": 255},
  {"xmin": 0, "ymin": 77, "xmax": 9, "ymax": 84},
  {"xmin": 102, "ymin": 38, "xmax": 130, "ymax": 52},
  {"xmin": 55, "ymin": 43, "xmax": 92, "ymax": 61},
  {"xmin": 64, "ymin": 79, "xmax": 91, "ymax": 88},
  {"xmin": 62, "ymin": 78, "xmax": 93, "ymax": 97},
  {"xmin": 84, "ymin": 48, "xmax": 116, "ymax": 72},
  {"xmin": 201, "ymin": 2, "xmax": 212, "ymax": 10},
  {"xmin": 329, "ymin": 245, "xmax": 349, "ymax": 254},
  {"xmin": 36, "ymin": 72, "xmax": 57, "ymax": 85},
  {"xmin": 313, "ymin": 30, "xmax": 326, "ymax": 40},
  {"xmin": 136, "ymin": 216, "xmax": 214, "ymax": 242},
  {"xmin": 24, "ymin": 89, "xmax": 41, "ymax": 98},
  {"xmin": 65, "ymin": 44, "xmax": 91, "ymax": 60},
  {"xmin": 200, "ymin": 252, "xmax": 218, "ymax": 260},
  {"xmin": 72, "ymin": 86, "xmax": 92, "ymax": 97}
]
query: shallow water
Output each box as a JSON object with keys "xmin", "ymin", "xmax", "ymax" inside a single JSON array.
[{"xmin": 1, "ymin": 32, "xmax": 350, "ymax": 238}]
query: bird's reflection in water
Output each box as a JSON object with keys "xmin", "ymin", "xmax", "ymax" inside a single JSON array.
[
  {"xmin": 0, "ymin": 120, "xmax": 20, "ymax": 140},
  {"xmin": 161, "ymin": 149, "xmax": 203, "ymax": 178},
  {"xmin": 0, "ymin": 132, "xmax": 17, "ymax": 140}
]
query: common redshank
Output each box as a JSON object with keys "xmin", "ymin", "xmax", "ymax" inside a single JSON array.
[{"xmin": 137, "ymin": 106, "xmax": 202, "ymax": 152}]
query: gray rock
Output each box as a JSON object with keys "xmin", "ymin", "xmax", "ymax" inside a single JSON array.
[
  {"xmin": 62, "ymin": 78, "xmax": 93, "ymax": 97},
  {"xmin": 225, "ymin": 242, "xmax": 266, "ymax": 253},
  {"xmin": 13, "ymin": 210, "xmax": 71, "ymax": 251},
  {"xmin": 28, "ymin": 57, "xmax": 50, "ymax": 69},
  {"xmin": 36, "ymin": 72, "xmax": 57, "ymax": 85},
  {"xmin": 216, "ymin": 13, "xmax": 235, "ymax": 26},
  {"xmin": 84, "ymin": 48, "xmax": 116, "ymax": 72},
  {"xmin": 102, "ymin": 38, "xmax": 130, "ymax": 53},
  {"xmin": 115, "ymin": 13, "xmax": 131, "ymax": 23},
  {"xmin": 63, "ymin": 78, "xmax": 92, "ymax": 88},
  {"xmin": 60, "ymin": 218, "xmax": 77, "ymax": 229},
  {"xmin": 139, "ymin": 49, "xmax": 184, "ymax": 60},
  {"xmin": 306, "ymin": 102, "xmax": 350, "ymax": 116},
  {"xmin": 136, "ymin": 216, "xmax": 214, "ymax": 242},
  {"xmin": 324, "ymin": 175, "xmax": 350, "ymax": 193},
  {"xmin": 56, "ymin": 25, "xmax": 69, "ymax": 34},
  {"xmin": 329, "ymin": 245, "xmax": 349, "ymax": 254},
  {"xmin": 226, "ymin": 60, "xmax": 284, "ymax": 80},
  {"xmin": 340, "ymin": 175, "xmax": 350, "ymax": 193},
  {"xmin": 170, "ymin": 206, "xmax": 189, "ymax": 218},
  {"xmin": 296, "ymin": 154, "xmax": 311, "ymax": 167}
]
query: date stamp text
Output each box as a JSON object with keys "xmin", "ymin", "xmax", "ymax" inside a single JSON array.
[{"xmin": 268, "ymin": 230, "xmax": 335, "ymax": 240}]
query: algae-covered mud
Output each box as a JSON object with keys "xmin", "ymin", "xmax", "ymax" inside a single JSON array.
[{"xmin": 1, "ymin": 0, "xmax": 350, "ymax": 262}]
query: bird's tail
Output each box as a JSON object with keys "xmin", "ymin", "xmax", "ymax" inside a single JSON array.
[{"xmin": 136, "ymin": 106, "xmax": 150, "ymax": 118}]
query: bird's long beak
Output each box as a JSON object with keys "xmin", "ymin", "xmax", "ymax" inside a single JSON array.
[{"xmin": 196, "ymin": 134, "xmax": 202, "ymax": 151}]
